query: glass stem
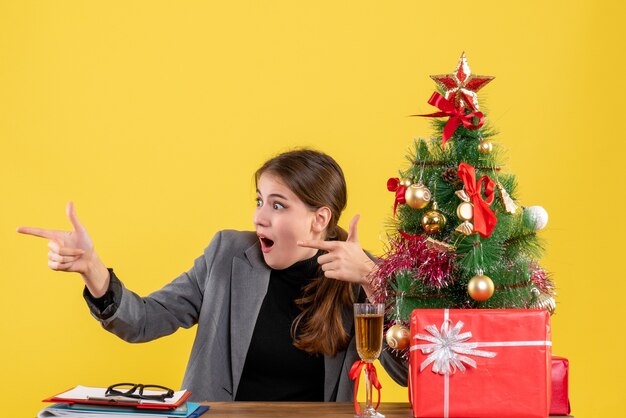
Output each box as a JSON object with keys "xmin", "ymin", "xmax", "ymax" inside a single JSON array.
[{"xmin": 365, "ymin": 365, "xmax": 373, "ymax": 412}]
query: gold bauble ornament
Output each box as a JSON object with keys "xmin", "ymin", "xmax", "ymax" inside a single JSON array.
[
  {"xmin": 478, "ymin": 139, "xmax": 493, "ymax": 154},
  {"xmin": 385, "ymin": 324, "xmax": 410, "ymax": 351},
  {"xmin": 404, "ymin": 181, "xmax": 431, "ymax": 209},
  {"xmin": 468, "ymin": 274, "xmax": 495, "ymax": 301},
  {"xmin": 421, "ymin": 202, "xmax": 447, "ymax": 234},
  {"xmin": 399, "ymin": 177, "xmax": 412, "ymax": 188}
]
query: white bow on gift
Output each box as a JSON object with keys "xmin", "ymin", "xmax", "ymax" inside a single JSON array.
[{"xmin": 413, "ymin": 320, "xmax": 497, "ymax": 375}]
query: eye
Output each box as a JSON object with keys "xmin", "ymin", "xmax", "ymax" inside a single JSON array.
[
  {"xmin": 256, "ymin": 198, "xmax": 263, "ymax": 207},
  {"xmin": 273, "ymin": 202, "xmax": 285, "ymax": 210}
]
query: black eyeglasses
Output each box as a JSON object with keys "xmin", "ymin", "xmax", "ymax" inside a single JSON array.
[{"xmin": 105, "ymin": 383, "xmax": 174, "ymax": 402}]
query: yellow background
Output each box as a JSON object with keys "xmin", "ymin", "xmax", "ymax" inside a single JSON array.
[{"xmin": 1, "ymin": 1, "xmax": 624, "ymax": 417}]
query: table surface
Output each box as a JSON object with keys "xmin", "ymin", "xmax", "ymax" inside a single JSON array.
[{"xmin": 199, "ymin": 402, "xmax": 572, "ymax": 417}]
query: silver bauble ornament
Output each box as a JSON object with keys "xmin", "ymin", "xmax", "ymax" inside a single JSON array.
[{"xmin": 524, "ymin": 206, "xmax": 549, "ymax": 230}]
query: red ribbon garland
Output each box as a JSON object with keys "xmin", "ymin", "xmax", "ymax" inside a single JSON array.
[
  {"xmin": 387, "ymin": 177, "xmax": 407, "ymax": 216},
  {"xmin": 349, "ymin": 360, "xmax": 382, "ymax": 415},
  {"xmin": 415, "ymin": 92, "xmax": 485, "ymax": 145},
  {"xmin": 457, "ymin": 162, "xmax": 497, "ymax": 238},
  {"xmin": 398, "ymin": 230, "xmax": 424, "ymax": 241}
]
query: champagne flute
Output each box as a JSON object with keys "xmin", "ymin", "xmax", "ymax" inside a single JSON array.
[{"xmin": 354, "ymin": 303, "xmax": 385, "ymax": 418}]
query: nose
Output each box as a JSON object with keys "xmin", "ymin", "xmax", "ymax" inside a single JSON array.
[{"xmin": 253, "ymin": 204, "xmax": 270, "ymax": 227}]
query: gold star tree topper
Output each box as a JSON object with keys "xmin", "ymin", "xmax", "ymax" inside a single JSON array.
[{"xmin": 430, "ymin": 52, "xmax": 494, "ymax": 111}]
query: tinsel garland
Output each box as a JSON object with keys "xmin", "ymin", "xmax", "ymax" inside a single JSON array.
[
  {"xmin": 372, "ymin": 235, "xmax": 457, "ymax": 303},
  {"xmin": 529, "ymin": 262, "xmax": 554, "ymax": 294}
]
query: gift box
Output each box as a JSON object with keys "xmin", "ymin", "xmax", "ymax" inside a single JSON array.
[
  {"xmin": 550, "ymin": 356, "xmax": 571, "ymax": 415},
  {"xmin": 409, "ymin": 309, "xmax": 552, "ymax": 418}
]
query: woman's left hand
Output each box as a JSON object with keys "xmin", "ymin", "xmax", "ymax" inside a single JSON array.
[{"xmin": 297, "ymin": 215, "xmax": 377, "ymax": 295}]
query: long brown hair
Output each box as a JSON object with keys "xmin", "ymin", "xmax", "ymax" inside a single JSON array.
[{"xmin": 255, "ymin": 148, "xmax": 356, "ymax": 356}]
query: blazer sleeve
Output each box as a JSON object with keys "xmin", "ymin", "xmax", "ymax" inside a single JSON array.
[
  {"xmin": 380, "ymin": 346, "xmax": 409, "ymax": 387},
  {"xmin": 86, "ymin": 231, "xmax": 224, "ymax": 343}
]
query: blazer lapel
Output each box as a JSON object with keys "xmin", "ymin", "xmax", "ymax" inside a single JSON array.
[
  {"xmin": 230, "ymin": 241, "xmax": 271, "ymax": 398},
  {"xmin": 230, "ymin": 244, "xmax": 358, "ymax": 401}
]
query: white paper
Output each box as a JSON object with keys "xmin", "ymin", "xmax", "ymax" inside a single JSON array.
[{"xmin": 53, "ymin": 385, "xmax": 188, "ymax": 406}]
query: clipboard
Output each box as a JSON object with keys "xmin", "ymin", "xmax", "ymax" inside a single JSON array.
[{"xmin": 43, "ymin": 386, "xmax": 192, "ymax": 410}]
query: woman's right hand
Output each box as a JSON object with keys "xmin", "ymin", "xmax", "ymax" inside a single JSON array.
[{"xmin": 17, "ymin": 202, "xmax": 111, "ymax": 297}]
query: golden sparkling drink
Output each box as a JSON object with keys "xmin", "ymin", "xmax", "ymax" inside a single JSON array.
[{"xmin": 355, "ymin": 314, "xmax": 384, "ymax": 362}]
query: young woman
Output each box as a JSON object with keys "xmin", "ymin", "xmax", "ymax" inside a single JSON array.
[{"xmin": 18, "ymin": 149, "xmax": 407, "ymax": 402}]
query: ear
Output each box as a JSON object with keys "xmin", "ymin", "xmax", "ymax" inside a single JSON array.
[{"xmin": 311, "ymin": 206, "xmax": 332, "ymax": 234}]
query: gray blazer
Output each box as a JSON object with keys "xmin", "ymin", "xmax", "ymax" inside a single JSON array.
[{"xmin": 90, "ymin": 230, "xmax": 407, "ymax": 402}]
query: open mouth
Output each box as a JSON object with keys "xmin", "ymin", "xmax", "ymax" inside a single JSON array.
[{"xmin": 258, "ymin": 236, "xmax": 275, "ymax": 253}]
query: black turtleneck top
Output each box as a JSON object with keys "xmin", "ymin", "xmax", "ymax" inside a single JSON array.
[{"xmin": 234, "ymin": 251, "xmax": 325, "ymax": 401}]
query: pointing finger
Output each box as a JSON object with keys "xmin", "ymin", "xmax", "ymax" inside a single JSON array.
[
  {"xmin": 66, "ymin": 201, "xmax": 86, "ymax": 232},
  {"xmin": 297, "ymin": 240, "xmax": 339, "ymax": 251},
  {"xmin": 347, "ymin": 214, "xmax": 360, "ymax": 243},
  {"xmin": 16, "ymin": 226, "xmax": 57, "ymax": 240}
]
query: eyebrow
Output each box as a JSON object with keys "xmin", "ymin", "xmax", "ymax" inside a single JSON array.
[{"xmin": 256, "ymin": 190, "xmax": 289, "ymax": 200}]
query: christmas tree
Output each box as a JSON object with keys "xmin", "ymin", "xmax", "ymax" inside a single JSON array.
[{"xmin": 375, "ymin": 53, "xmax": 555, "ymax": 352}]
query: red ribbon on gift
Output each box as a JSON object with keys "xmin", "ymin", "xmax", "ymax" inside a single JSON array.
[
  {"xmin": 415, "ymin": 92, "xmax": 485, "ymax": 145},
  {"xmin": 349, "ymin": 360, "xmax": 382, "ymax": 415},
  {"xmin": 387, "ymin": 177, "xmax": 407, "ymax": 216},
  {"xmin": 457, "ymin": 162, "xmax": 497, "ymax": 238}
]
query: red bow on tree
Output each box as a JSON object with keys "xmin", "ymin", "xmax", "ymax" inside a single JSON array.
[
  {"xmin": 387, "ymin": 177, "xmax": 407, "ymax": 216},
  {"xmin": 349, "ymin": 360, "xmax": 382, "ymax": 415},
  {"xmin": 457, "ymin": 162, "xmax": 497, "ymax": 238},
  {"xmin": 415, "ymin": 92, "xmax": 485, "ymax": 145}
]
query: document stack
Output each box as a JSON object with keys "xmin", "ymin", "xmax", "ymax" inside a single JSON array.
[{"xmin": 38, "ymin": 386, "xmax": 209, "ymax": 418}]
